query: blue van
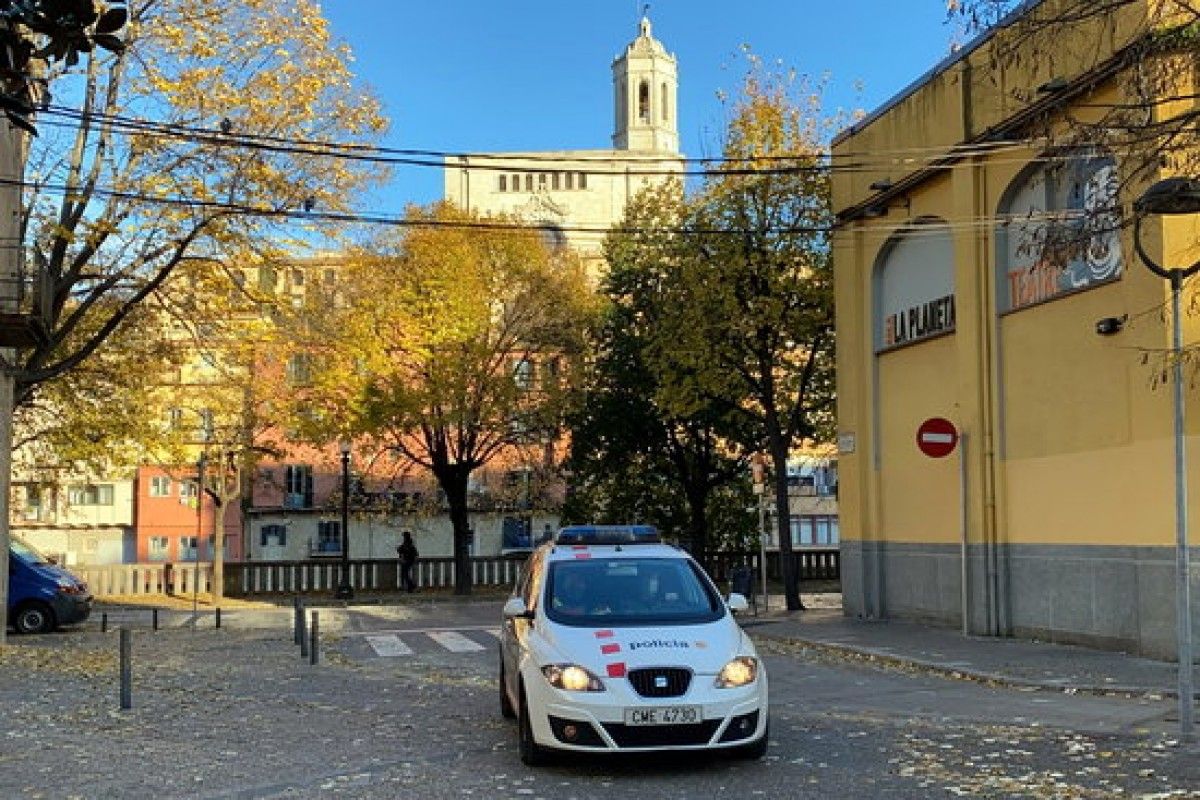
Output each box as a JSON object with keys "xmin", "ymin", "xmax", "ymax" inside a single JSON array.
[{"xmin": 7, "ymin": 537, "xmax": 92, "ymax": 634}]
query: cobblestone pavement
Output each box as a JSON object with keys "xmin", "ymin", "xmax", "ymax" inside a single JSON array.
[{"xmin": 1, "ymin": 620, "xmax": 1198, "ymax": 799}]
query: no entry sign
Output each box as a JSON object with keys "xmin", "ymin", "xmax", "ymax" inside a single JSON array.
[{"xmin": 916, "ymin": 417, "xmax": 958, "ymax": 458}]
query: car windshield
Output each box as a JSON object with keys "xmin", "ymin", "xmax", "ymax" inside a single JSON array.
[
  {"xmin": 544, "ymin": 557, "xmax": 723, "ymax": 627},
  {"xmin": 10, "ymin": 537, "xmax": 51, "ymax": 565}
]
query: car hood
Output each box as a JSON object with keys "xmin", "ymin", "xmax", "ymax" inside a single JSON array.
[
  {"xmin": 538, "ymin": 618, "xmax": 752, "ymax": 675},
  {"xmin": 28, "ymin": 561, "xmax": 87, "ymax": 591}
]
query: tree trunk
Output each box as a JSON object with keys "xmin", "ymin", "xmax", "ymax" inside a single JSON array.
[
  {"xmin": 768, "ymin": 429, "xmax": 803, "ymax": 611},
  {"xmin": 684, "ymin": 483, "xmax": 709, "ymax": 573},
  {"xmin": 212, "ymin": 500, "xmax": 226, "ymax": 603},
  {"xmin": 435, "ymin": 465, "xmax": 473, "ymax": 596}
]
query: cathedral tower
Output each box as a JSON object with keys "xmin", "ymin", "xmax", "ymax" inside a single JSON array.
[{"xmin": 611, "ymin": 16, "xmax": 679, "ymax": 153}]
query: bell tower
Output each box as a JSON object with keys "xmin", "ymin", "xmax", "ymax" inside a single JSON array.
[{"xmin": 612, "ymin": 16, "xmax": 678, "ymax": 153}]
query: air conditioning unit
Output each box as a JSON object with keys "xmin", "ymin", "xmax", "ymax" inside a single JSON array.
[{"xmin": 283, "ymin": 493, "xmax": 306, "ymax": 509}]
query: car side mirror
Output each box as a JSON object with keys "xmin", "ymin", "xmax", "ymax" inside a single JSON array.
[
  {"xmin": 727, "ymin": 593, "xmax": 750, "ymax": 614},
  {"xmin": 503, "ymin": 597, "xmax": 533, "ymax": 619}
]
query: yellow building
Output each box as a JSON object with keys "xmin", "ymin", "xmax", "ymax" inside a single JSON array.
[{"xmin": 832, "ymin": 0, "xmax": 1198, "ymax": 657}]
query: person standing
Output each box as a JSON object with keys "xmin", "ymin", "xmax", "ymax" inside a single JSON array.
[{"xmin": 397, "ymin": 531, "xmax": 418, "ymax": 593}]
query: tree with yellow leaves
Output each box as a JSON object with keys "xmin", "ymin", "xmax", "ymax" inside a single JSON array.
[{"xmin": 283, "ymin": 203, "xmax": 597, "ymax": 594}]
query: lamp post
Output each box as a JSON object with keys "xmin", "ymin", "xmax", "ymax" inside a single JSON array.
[
  {"xmin": 1133, "ymin": 176, "xmax": 1200, "ymax": 739},
  {"xmin": 334, "ymin": 440, "xmax": 353, "ymax": 600}
]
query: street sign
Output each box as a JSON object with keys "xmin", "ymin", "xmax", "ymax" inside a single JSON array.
[{"xmin": 916, "ymin": 417, "xmax": 958, "ymax": 458}]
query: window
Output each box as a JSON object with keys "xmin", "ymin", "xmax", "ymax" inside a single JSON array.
[
  {"xmin": 179, "ymin": 481, "xmax": 198, "ymax": 506},
  {"xmin": 661, "ymin": 82, "xmax": 669, "ymax": 121},
  {"xmin": 285, "ymin": 354, "xmax": 312, "ymax": 386},
  {"xmin": 537, "ymin": 173, "xmax": 547, "ymax": 190},
  {"xmin": 551, "ymin": 172, "xmax": 560, "ymax": 191},
  {"xmin": 524, "ymin": 173, "xmax": 533, "ymax": 191},
  {"xmin": 23, "ymin": 485, "xmax": 49, "ymax": 521},
  {"xmin": 261, "ymin": 524, "xmax": 287, "ymax": 547},
  {"xmin": 512, "ymin": 173, "xmax": 521, "ymax": 191},
  {"xmin": 638, "ymin": 80, "xmax": 650, "ymax": 122},
  {"xmin": 148, "ymin": 536, "xmax": 169, "ymax": 561},
  {"xmin": 499, "ymin": 174, "xmax": 507, "ymax": 191},
  {"xmin": 257, "ymin": 265, "xmax": 277, "ymax": 294},
  {"xmin": 790, "ymin": 515, "xmax": 839, "ymax": 546},
  {"xmin": 67, "ymin": 484, "xmax": 114, "ymax": 506},
  {"xmin": 197, "ymin": 408, "xmax": 215, "ymax": 442},
  {"xmin": 284, "ymin": 465, "xmax": 314, "ymax": 508},
  {"xmin": 291, "ymin": 268, "xmax": 304, "ymax": 287},
  {"xmin": 167, "ymin": 407, "xmax": 183, "ymax": 430},
  {"xmin": 179, "ymin": 536, "xmax": 198, "ymax": 561},
  {"xmin": 578, "ymin": 172, "xmax": 587, "ymax": 190},
  {"xmin": 317, "ymin": 520, "xmax": 343, "ymax": 553},
  {"xmin": 149, "ymin": 476, "xmax": 172, "ymax": 497},
  {"xmin": 323, "ymin": 268, "xmax": 337, "ymax": 286},
  {"xmin": 564, "ymin": 172, "xmax": 573, "ymax": 190},
  {"xmin": 545, "ymin": 558, "xmax": 722, "ymax": 627},
  {"xmin": 512, "ymin": 357, "xmax": 533, "ymax": 390}
]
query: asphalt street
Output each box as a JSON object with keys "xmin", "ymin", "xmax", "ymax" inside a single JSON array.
[{"xmin": 0, "ymin": 600, "xmax": 1196, "ymax": 799}]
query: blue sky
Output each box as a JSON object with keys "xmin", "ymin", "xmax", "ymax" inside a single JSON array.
[{"xmin": 322, "ymin": 2, "xmax": 958, "ymax": 210}]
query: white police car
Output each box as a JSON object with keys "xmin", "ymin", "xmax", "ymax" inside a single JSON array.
[{"xmin": 499, "ymin": 525, "xmax": 768, "ymax": 765}]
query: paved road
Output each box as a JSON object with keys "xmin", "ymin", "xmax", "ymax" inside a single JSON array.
[{"xmin": 1, "ymin": 600, "xmax": 1195, "ymax": 799}]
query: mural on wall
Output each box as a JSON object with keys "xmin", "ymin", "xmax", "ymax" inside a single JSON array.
[
  {"xmin": 874, "ymin": 221, "xmax": 956, "ymax": 353},
  {"xmin": 1001, "ymin": 152, "xmax": 1122, "ymax": 312}
]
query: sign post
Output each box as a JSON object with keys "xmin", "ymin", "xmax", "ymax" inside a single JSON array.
[{"xmin": 917, "ymin": 418, "xmax": 968, "ymax": 635}]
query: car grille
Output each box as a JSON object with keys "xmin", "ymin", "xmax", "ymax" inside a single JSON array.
[
  {"xmin": 601, "ymin": 720, "xmax": 721, "ymax": 748},
  {"xmin": 627, "ymin": 667, "xmax": 692, "ymax": 698}
]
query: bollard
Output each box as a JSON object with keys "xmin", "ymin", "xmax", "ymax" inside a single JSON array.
[
  {"xmin": 309, "ymin": 610, "xmax": 319, "ymax": 666},
  {"xmin": 293, "ymin": 596, "xmax": 302, "ymax": 645},
  {"xmin": 152, "ymin": 608, "xmax": 159, "ymax": 631},
  {"xmin": 299, "ymin": 609, "xmax": 309, "ymax": 659},
  {"xmin": 215, "ymin": 608, "xmax": 221, "ymax": 629},
  {"xmin": 119, "ymin": 628, "xmax": 132, "ymax": 710},
  {"xmin": 101, "ymin": 612, "xmax": 108, "ymax": 633}
]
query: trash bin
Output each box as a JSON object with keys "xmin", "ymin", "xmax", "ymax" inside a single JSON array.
[{"xmin": 729, "ymin": 565, "xmax": 757, "ymax": 616}]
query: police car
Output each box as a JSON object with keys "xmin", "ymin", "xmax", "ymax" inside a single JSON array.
[{"xmin": 499, "ymin": 525, "xmax": 768, "ymax": 765}]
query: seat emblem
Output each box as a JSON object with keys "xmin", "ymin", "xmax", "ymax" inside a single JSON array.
[{"xmin": 654, "ymin": 675, "xmax": 668, "ymax": 688}]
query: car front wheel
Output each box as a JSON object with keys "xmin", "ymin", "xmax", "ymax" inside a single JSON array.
[
  {"xmin": 14, "ymin": 601, "xmax": 55, "ymax": 634},
  {"xmin": 499, "ymin": 651, "xmax": 516, "ymax": 719},
  {"xmin": 517, "ymin": 683, "xmax": 549, "ymax": 766}
]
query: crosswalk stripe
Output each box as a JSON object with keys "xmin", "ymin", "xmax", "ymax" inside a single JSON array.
[
  {"xmin": 484, "ymin": 628, "xmax": 502, "ymax": 640},
  {"xmin": 365, "ymin": 634, "xmax": 413, "ymax": 657},
  {"xmin": 427, "ymin": 630, "xmax": 486, "ymax": 653}
]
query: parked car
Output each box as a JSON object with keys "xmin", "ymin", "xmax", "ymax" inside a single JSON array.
[
  {"xmin": 7, "ymin": 537, "xmax": 92, "ymax": 634},
  {"xmin": 499, "ymin": 525, "xmax": 768, "ymax": 765}
]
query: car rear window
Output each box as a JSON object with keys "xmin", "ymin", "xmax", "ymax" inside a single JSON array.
[{"xmin": 544, "ymin": 557, "xmax": 724, "ymax": 627}]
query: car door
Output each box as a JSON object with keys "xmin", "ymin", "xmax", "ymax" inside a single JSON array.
[{"xmin": 503, "ymin": 548, "xmax": 543, "ymax": 700}]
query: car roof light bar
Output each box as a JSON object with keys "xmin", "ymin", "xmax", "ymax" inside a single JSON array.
[{"xmin": 555, "ymin": 525, "xmax": 661, "ymax": 545}]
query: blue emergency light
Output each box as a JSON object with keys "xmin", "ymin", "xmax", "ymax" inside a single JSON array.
[{"xmin": 555, "ymin": 525, "xmax": 661, "ymax": 545}]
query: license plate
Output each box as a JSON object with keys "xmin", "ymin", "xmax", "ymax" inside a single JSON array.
[{"xmin": 623, "ymin": 705, "xmax": 701, "ymax": 726}]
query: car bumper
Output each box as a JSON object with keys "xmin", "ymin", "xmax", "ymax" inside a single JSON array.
[
  {"xmin": 50, "ymin": 593, "xmax": 92, "ymax": 627},
  {"xmin": 525, "ymin": 673, "xmax": 768, "ymax": 753}
]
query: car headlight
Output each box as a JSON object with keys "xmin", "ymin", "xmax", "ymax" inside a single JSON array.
[
  {"xmin": 715, "ymin": 656, "xmax": 758, "ymax": 688},
  {"xmin": 542, "ymin": 664, "xmax": 606, "ymax": 692},
  {"xmin": 56, "ymin": 578, "xmax": 86, "ymax": 595}
]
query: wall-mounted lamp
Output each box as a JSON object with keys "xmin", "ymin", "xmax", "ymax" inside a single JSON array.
[
  {"xmin": 1094, "ymin": 315, "xmax": 1126, "ymax": 336},
  {"xmin": 1037, "ymin": 76, "xmax": 1069, "ymax": 94},
  {"xmin": 863, "ymin": 205, "xmax": 887, "ymax": 219},
  {"xmin": 869, "ymin": 179, "xmax": 893, "ymax": 192}
]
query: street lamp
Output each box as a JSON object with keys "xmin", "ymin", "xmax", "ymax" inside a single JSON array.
[
  {"xmin": 334, "ymin": 439, "xmax": 353, "ymax": 600},
  {"xmin": 1133, "ymin": 176, "xmax": 1200, "ymax": 740}
]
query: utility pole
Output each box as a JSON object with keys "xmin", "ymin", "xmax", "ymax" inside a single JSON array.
[{"xmin": 0, "ymin": 21, "xmax": 30, "ymax": 646}]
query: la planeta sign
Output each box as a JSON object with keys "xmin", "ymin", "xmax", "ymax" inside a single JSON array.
[{"xmin": 883, "ymin": 294, "xmax": 956, "ymax": 348}]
